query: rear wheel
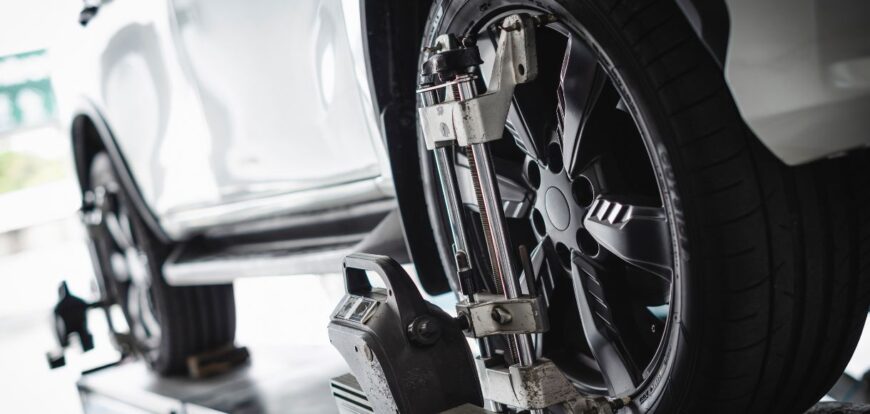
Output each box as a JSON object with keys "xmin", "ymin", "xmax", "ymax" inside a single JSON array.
[
  {"xmin": 87, "ymin": 153, "xmax": 236, "ymax": 375},
  {"xmin": 418, "ymin": 1, "xmax": 870, "ymax": 412}
]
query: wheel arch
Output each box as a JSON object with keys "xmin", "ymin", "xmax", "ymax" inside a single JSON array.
[
  {"xmin": 70, "ymin": 101, "xmax": 171, "ymax": 244},
  {"xmin": 673, "ymin": 0, "xmax": 730, "ymax": 68},
  {"xmin": 362, "ymin": 0, "xmax": 452, "ymax": 295}
]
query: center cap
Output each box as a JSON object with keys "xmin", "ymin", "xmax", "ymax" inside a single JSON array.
[{"xmin": 544, "ymin": 187, "xmax": 570, "ymax": 231}]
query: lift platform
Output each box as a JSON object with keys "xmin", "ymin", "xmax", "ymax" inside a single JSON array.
[
  {"xmin": 76, "ymin": 344, "xmax": 347, "ymax": 414},
  {"xmin": 74, "ymin": 358, "xmax": 870, "ymax": 414}
]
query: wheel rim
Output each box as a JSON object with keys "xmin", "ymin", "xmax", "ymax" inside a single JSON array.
[
  {"xmin": 432, "ymin": 9, "xmax": 677, "ymax": 399},
  {"xmin": 95, "ymin": 185, "xmax": 162, "ymax": 352}
]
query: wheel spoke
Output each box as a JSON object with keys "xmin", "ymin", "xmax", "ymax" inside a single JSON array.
[
  {"xmin": 506, "ymin": 100, "xmax": 542, "ymax": 159},
  {"xmin": 558, "ymin": 36, "xmax": 608, "ymax": 178},
  {"xmin": 128, "ymin": 284, "xmax": 145, "ymax": 337},
  {"xmin": 616, "ymin": 97, "xmax": 629, "ymax": 113},
  {"xmin": 454, "ymin": 153, "xmax": 534, "ymax": 219},
  {"xmin": 139, "ymin": 288, "xmax": 161, "ymax": 340},
  {"xmin": 571, "ymin": 252, "xmax": 641, "ymax": 395},
  {"xmin": 109, "ymin": 252, "xmax": 131, "ymax": 282},
  {"xmin": 583, "ymin": 197, "xmax": 673, "ymax": 282},
  {"xmin": 104, "ymin": 208, "xmax": 135, "ymax": 251},
  {"xmin": 519, "ymin": 237, "xmax": 559, "ymax": 306}
]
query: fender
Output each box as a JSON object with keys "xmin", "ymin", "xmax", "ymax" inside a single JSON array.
[
  {"xmin": 674, "ymin": 0, "xmax": 730, "ymax": 68},
  {"xmin": 69, "ymin": 98, "xmax": 172, "ymax": 245},
  {"xmin": 363, "ymin": 0, "xmax": 452, "ymax": 295}
]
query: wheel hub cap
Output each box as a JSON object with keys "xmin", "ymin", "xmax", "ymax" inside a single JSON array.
[
  {"xmin": 544, "ymin": 187, "xmax": 571, "ymax": 230},
  {"xmin": 531, "ymin": 156, "xmax": 595, "ymax": 257}
]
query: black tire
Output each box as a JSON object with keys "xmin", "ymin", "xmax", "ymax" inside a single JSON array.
[
  {"xmin": 418, "ymin": 1, "xmax": 870, "ymax": 412},
  {"xmin": 87, "ymin": 153, "xmax": 236, "ymax": 375}
]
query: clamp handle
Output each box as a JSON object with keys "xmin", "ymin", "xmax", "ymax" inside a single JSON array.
[{"xmin": 342, "ymin": 253, "xmax": 430, "ymax": 329}]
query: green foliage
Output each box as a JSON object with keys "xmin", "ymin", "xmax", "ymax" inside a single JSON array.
[{"xmin": 0, "ymin": 151, "xmax": 66, "ymax": 193}]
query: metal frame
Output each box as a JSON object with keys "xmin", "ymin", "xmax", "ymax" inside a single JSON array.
[{"xmin": 414, "ymin": 14, "xmax": 630, "ymax": 413}]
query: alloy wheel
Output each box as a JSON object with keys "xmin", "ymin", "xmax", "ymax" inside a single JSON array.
[
  {"xmin": 443, "ymin": 12, "xmax": 676, "ymax": 398},
  {"xmin": 94, "ymin": 184, "xmax": 162, "ymax": 353}
]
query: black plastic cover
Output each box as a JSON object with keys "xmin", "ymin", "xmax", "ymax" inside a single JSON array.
[
  {"xmin": 420, "ymin": 46, "xmax": 483, "ymax": 86},
  {"xmin": 328, "ymin": 253, "xmax": 482, "ymax": 413}
]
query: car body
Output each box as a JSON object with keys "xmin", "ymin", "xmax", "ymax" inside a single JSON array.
[
  {"xmin": 53, "ymin": 0, "xmax": 391, "ymax": 239},
  {"xmin": 51, "ymin": 0, "xmax": 870, "ymax": 289}
]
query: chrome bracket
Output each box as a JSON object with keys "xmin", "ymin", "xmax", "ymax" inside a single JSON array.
[
  {"xmin": 418, "ymin": 13, "xmax": 539, "ymax": 148},
  {"xmin": 456, "ymin": 293, "xmax": 549, "ymax": 338},
  {"xmin": 472, "ymin": 357, "xmax": 630, "ymax": 413},
  {"xmin": 476, "ymin": 358, "xmax": 579, "ymax": 410}
]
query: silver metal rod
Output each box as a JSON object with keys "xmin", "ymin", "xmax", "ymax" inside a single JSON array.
[
  {"xmin": 427, "ymin": 85, "xmax": 475, "ymax": 296},
  {"xmin": 433, "ymin": 147, "xmax": 471, "ymax": 273},
  {"xmin": 439, "ymin": 70, "xmax": 540, "ymax": 413},
  {"xmin": 457, "ymin": 76, "xmax": 477, "ymax": 101},
  {"xmin": 469, "ymin": 145, "xmax": 519, "ymax": 297},
  {"xmin": 469, "ymin": 144, "xmax": 537, "ymax": 368},
  {"xmin": 421, "ymin": 89, "xmax": 437, "ymax": 107}
]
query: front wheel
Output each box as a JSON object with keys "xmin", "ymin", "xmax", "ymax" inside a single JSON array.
[
  {"xmin": 86, "ymin": 153, "xmax": 236, "ymax": 375},
  {"xmin": 418, "ymin": 1, "xmax": 870, "ymax": 412}
]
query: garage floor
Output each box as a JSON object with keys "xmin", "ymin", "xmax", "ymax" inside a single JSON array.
[{"xmin": 78, "ymin": 344, "xmax": 348, "ymax": 414}]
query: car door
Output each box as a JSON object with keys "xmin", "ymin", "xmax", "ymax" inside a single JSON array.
[
  {"xmin": 59, "ymin": 0, "xmax": 387, "ymax": 238},
  {"xmin": 166, "ymin": 0, "xmax": 386, "ymax": 206}
]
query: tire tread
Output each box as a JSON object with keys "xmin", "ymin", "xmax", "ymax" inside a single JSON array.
[{"xmin": 597, "ymin": 1, "xmax": 870, "ymax": 412}]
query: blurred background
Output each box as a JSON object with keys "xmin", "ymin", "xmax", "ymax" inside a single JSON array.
[
  {"xmin": 0, "ymin": 2, "xmax": 352, "ymax": 412},
  {"xmin": 1, "ymin": 1, "xmax": 869, "ymax": 413},
  {"xmin": 0, "ymin": 1, "xmax": 98, "ymax": 411}
]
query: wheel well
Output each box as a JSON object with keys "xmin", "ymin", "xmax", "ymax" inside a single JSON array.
[
  {"xmin": 363, "ymin": 0, "xmax": 452, "ymax": 295},
  {"xmin": 673, "ymin": 0, "xmax": 730, "ymax": 67},
  {"xmin": 71, "ymin": 115, "xmax": 106, "ymax": 195},
  {"xmin": 70, "ymin": 112, "xmax": 171, "ymax": 244}
]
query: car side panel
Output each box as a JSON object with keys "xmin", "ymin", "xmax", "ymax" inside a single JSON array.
[
  {"xmin": 54, "ymin": 0, "xmax": 391, "ymax": 239},
  {"xmin": 167, "ymin": 0, "xmax": 387, "ymax": 206},
  {"xmin": 724, "ymin": 0, "xmax": 870, "ymax": 165},
  {"xmin": 54, "ymin": 0, "xmax": 217, "ymax": 219}
]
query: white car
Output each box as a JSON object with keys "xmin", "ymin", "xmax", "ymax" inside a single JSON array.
[{"xmin": 52, "ymin": 0, "xmax": 870, "ymax": 412}]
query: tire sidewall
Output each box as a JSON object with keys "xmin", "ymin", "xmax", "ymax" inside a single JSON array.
[{"xmin": 418, "ymin": 1, "xmax": 697, "ymax": 411}]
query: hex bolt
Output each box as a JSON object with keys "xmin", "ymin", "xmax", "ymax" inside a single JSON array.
[
  {"xmin": 491, "ymin": 306, "xmax": 513, "ymax": 324},
  {"xmin": 455, "ymin": 313, "xmax": 471, "ymax": 331},
  {"xmin": 407, "ymin": 315, "xmax": 442, "ymax": 346}
]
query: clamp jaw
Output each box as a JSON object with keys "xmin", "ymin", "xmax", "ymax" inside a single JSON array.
[
  {"xmin": 457, "ymin": 294, "xmax": 627, "ymax": 413},
  {"xmin": 476, "ymin": 357, "xmax": 577, "ymax": 410},
  {"xmin": 418, "ymin": 14, "xmax": 540, "ymax": 148},
  {"xmin": 456, "ymin": 293, "xmax": 548, "ymax": 338}
]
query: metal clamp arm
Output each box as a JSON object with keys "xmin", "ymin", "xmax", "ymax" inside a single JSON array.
[
  {"xmin": 418, "ymin": 14, "xmax": 539, "ymax": 148},
  {"xmin": 456, "ymin": 293, "xmax": 549, "ymax": 337}
]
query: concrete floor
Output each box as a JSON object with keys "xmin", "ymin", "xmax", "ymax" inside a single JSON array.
[{"xmin": 1, "ymin": 224, "xmax": 869, "ymax": 413}]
